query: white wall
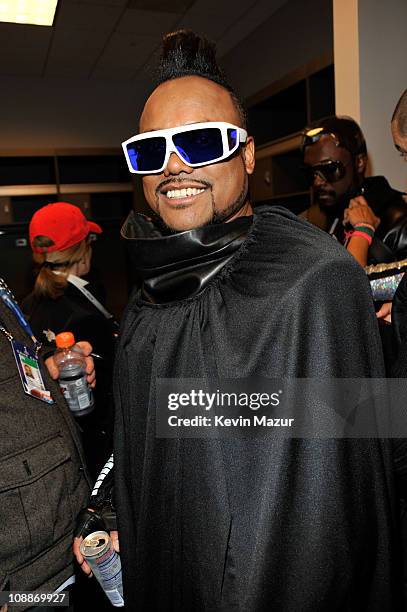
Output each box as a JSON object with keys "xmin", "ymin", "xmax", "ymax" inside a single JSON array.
[{"xmin": 358, "ymin": 0, "xmax": 407, "ymax": 190}]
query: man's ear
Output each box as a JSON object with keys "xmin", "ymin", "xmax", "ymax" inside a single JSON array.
[
  {"xmin": 355, "ymin": 153, "xmax": 367, "ymax": 176},
  {"xmin": 243, "ymin": 136, "xmax": 255, "ymax": 175}
]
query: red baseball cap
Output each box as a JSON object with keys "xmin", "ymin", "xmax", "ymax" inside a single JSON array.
[{"xmin": 29, "ymin": 202, "xmax": 102, "ymax": 253}]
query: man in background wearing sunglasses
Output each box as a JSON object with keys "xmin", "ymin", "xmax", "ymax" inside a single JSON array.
[
  {"xmin": 74, "ymin": 31, "xmax": 407, "ymax": 610},
  {"xmin": 302, "ymin": 115, "xmax": 407, "ymax": 266}
]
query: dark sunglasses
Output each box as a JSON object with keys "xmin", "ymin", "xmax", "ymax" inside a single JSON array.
[
  {"xmin": 301, "ymin": 160, "xmax": 349, "ymax": 185},
  {"xmin": 122, "ymin": 122, "xmax": 248, "ymax": 174}
]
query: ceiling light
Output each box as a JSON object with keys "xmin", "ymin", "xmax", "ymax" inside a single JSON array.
[{"xmin": 0, "ymin": 0, "xmax": 58, "ymax": 26}]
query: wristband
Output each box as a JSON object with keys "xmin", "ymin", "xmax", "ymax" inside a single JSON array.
[
  {"xmin": 354, "ymin": 224, "xmax": 375, "ymax": 238},
  {"xmin": 351, "ymin": 230, "xmax": 373, "ymax": 245}
]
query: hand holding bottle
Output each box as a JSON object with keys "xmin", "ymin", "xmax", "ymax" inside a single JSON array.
[{"xmin": 53, "ymin": 332, "xmax": 95, "ymax": 415}]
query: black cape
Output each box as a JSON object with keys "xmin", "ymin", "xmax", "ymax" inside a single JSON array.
[{"xmin": 114, "ymin": 205, "xmax": 400, "ymax": 611}]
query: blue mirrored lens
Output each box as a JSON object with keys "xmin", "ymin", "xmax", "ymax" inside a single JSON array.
[
  {"xmin": 126, "ymin": 137, "xmax": 166, "ymax": 172},
  {"xmin": 173, "ymin": 128, "xmax": 223, "ymax": 164},
  {"xmin": 227, "ymin": 128, "xmax": 238, "ymax": 149}
]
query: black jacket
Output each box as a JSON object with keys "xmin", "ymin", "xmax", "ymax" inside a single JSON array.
[
  {"xmin": 114, "ymin": 205, "xmax": 403, "ymax": 611},
  {"xmin": 0, "ymin": 287, "xmax": 90, "ymax": 610}
]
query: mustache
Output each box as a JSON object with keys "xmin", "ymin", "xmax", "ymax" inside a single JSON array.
[{"xmin": 156, "ymin": 177, "xmax": 212, "ymax": 194}]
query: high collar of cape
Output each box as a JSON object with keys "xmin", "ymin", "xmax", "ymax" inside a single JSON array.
[{"xmin": 121, "ymin": 210, "xmax": 253, "ymax": 304}]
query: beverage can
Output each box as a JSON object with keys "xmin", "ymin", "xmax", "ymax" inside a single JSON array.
[{"xmin": 80, "ymin": 531, "xmax": 124, "ymax": 607}]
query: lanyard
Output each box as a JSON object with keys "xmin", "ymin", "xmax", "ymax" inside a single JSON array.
[
  {"xmin": 67, "ymin": 275, "xmax": 114, "ymax": 320},
  {"xmin": 328, "ymin": 217, "xmax": 339, "ymax": 236},
  {"xmin": 0, "ymin": 279, "xmax": 40, "ymax": 349}
]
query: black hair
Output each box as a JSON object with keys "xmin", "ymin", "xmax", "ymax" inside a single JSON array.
[
  {"xmin": 155, "ymin": 29, "xmax": 247, "ymax": 128},
  {"xmin": 302, "ymin": 115, "xmax": 367, "ymax": 157},
  {"xmin": 392, "ymin": 89, "xmax": 407, "ymax": 136}
]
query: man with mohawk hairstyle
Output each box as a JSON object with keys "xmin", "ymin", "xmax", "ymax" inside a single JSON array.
[{"xmin": 75, "ymin": 31, "xmax": 406, "ymax": 611}]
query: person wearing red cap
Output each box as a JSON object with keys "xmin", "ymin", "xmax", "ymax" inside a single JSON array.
[
  {"xmin": 29, "ymin": 201, "xmax": 102, "ymax": 253},
  {"xmin": 22, "ymin": 202, "xmax": 116, "ymax": 480},
  {"xmin": 26, "ymin": 201, "xmax": 102, "ymax": 298}
]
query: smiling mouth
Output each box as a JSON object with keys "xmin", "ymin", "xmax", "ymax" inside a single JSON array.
[
  {"xmin": 165, "ymin": 187, "xmax": 206, "ymax": 199},
  {"xmin": 316, "ymin": 190, "xmax": 335, "ymax": 199}
]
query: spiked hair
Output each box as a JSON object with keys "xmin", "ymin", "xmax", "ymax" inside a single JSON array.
[{"xmin": 155, "ymin": 29, "xmax": 247, "ymax": 128}]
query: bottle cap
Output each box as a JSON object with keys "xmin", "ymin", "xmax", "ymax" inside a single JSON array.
[{"xmin": 55, "ymin": 331, "xmax": 76, "ymax": 348}]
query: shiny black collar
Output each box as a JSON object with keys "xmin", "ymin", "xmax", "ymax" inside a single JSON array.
[{"xmin": 121, "ymin": 211, "xmax": 253, "ymax": 304}]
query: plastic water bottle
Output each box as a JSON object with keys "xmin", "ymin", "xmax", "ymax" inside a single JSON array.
[{"xmin": 54, "ymin": 332, "xmax": 94, "ymax": 416}]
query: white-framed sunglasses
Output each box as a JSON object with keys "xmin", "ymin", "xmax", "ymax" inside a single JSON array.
[{"xmin": 121, "ymin": 121, "xmax": 248, "ymax": 175}]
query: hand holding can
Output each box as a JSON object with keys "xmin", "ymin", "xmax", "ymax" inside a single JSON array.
[{"xmin": 79, "ymin": 531, "xmax": 124, "ymax": 607}]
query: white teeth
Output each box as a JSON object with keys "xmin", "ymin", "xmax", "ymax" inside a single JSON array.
[{"xmin": 166, "ymin": 187, "xmax": 205, "ymax": 199}]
